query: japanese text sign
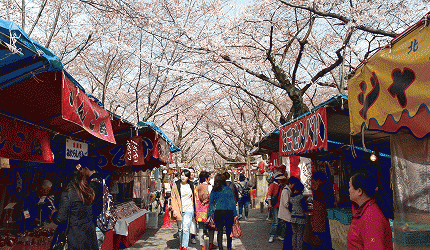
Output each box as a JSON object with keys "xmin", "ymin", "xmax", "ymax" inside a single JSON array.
[
  {"xmin": 0, "ymin": 116, "xmax": 53, "ymax": 163},
  {"xmin": 91, "ymin": 131, "xmax": 162, "ymax": 171},
  {"xmin": 65, "ymin": 139, "xmax": 88, "ymax": 160},
  {"xmin": 348, "ymin": 19, "xmax": 430, "ymax": 138},
  {"xmin": 279, "ymin": 107, "xmax": 327, "ymax": 156},
  {"xmin": 61, "ymin": 72, "xmax": 116, "ymax": 143}
]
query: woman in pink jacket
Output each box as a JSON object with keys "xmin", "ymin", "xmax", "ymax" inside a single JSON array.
[{"xmin": 347, "ymin": 171, "xmax": 393, "ymax": 250}]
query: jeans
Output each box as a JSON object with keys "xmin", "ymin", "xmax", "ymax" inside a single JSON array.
[
  {"xmin": 238, "ymin": 197, "xmax": 250, "ymax": 217},
  {"xmin": 269, "ymin": 207, "xmax": 285, "ymax": 237},
  {"xmin": 283, "ymin": 221, "xmax": 292, "ymax": 250},
  {"xmin": 291, "ymin": 223, "xmax": 305, "ymax": 250},
  {"xmin": 178, "ymin": 211, "xmax": 193, "ymax": 247},
  {"xmin": 214, "ymin": 210, "xmax": 234, "ymax": 250}
]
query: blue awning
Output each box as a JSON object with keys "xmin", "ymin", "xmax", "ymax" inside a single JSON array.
[{"xmin": 0, "ymin": 19, "xmax": 63, "ymax": 89}]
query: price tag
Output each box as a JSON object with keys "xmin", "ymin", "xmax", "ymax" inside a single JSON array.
[{"xmin": 23, "ymin": 210, "xmax": 30, "ymax": 219}]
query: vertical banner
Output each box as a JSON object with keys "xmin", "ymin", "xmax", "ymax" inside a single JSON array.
[
  {"xmin": 279, "ymin": 107, "xmax": 328, "ymax": 156},
  {"xmin": 154, "ymin": 136, "xmax": 171, "ymax": 164},
  {"xmin": 61, "ymin": 72, "xmax": 116, "ymax": 144},
  {"xmin": 0, "ymin": 116, "xmax": 53, "ymax": 163}
]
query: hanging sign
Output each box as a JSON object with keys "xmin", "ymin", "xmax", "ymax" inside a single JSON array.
[
  {"xmin": 279, "ymin": 107, "xmax": 327, "ymax": 156},
  {"xmin": 65, "ymin": 139, "xmax": 88, "ymax": 160},
  {"xmin": 61, "ymin": 72, "xmax": 116, "ymax": 143},
  {"xmin": 124, "ymin": 136, "xmax": 154, "ymax": 166},
  {"xmin": 92, "ymin": 131, "xmax": 165, "ymax": 171},
  {"xmin": 0, "ymin": 116, "xmax": 53, "ymax": 163},
  {"xmin": 154, "ymin": 136, "xmax": 171, "ymax": 164},
  {"xmin": 349, "ymin": 16, "xmax": 430, "ymax": 138}
]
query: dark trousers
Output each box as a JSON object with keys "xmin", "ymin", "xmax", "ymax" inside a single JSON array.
[
  {"xmin": 314, "ymin": 219, "xmax": 333, "ymax": 250},
  {"xmin": 283, "ymin": 221, "xmax": 293, "ymax": 250},
  {"xmin": 214, "ymin": 210, "xmax": 234, "ymax": 250}
]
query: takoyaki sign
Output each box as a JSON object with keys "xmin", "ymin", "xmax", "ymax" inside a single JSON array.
[{"xmin": 279, "ymin": 107, "xmax": 328, "ymax": 156}]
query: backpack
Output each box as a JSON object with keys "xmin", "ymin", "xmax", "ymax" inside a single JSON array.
[
  {"xmin": 237, "ymin": 182, "xmax": 250, "ymax": 199},
  {"xmin": 91, "ymin": 178, "xmax": 117, "ymax": 232}
]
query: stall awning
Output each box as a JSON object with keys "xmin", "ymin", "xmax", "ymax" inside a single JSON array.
[
  {"xmin": 348, "ymin": 12, "xmax": 430, "ymax": 139},
  {"xmin": 253, "ymin": 94, "xmax": 390, "ymax": 158},
  {"xmin": 0, "ymin": 19, "xmax": 62, "ymax": 89},
  {"xmin": 0, "ymin": 19, "xmax": 117, "ymax": 144}
]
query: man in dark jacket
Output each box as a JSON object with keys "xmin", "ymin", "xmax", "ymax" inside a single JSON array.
[{"xmin": 223, "ymin": 172, "xmax": 239, "ymax": 203}]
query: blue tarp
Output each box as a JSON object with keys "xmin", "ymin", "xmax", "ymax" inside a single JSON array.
[
  {"xmin": 137, "ymin": 121, "xmax": 181, "ymax": 153},
  {"xmin": 0, "ymin": 18, "xmax": 63, "ymax": 89}
]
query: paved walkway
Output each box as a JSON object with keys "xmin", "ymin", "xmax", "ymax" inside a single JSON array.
[{"xmin": 128, "ymin": 208, "xmax": 285, "ymax": 250}]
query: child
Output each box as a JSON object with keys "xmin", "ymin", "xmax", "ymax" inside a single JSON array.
[{"xmin": 289, "ymin": 181, "xmax": 307, "ymax": 250}]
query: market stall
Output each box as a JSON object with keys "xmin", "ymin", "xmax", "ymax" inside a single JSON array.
[
  {"xmin": 0, "ymin": 19, "xmax": 180, "ymax": 250},
  {"xmin": 0, "ymin": 19, "xmax": 117, "ymax": 250},
  {"xmin": 90, "ymin": 122, "xmax": 179, "ymax": 250},
  {"xmin": 348, "ymin": 12, "xmax": 430, "ymax": 249},
  {"xmin": 277, "ymin": 95, "xmax": 393, "ymax": 249}
]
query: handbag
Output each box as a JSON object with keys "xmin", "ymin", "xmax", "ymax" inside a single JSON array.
[
  {"xmin": 204, "ymin": 213, "xmax": 217, "ymax": 230},
  {"xmin": 230, "ymin": 217, "xmax": 243, "ymax": 238},
  {"xmin": 51, "ymin": 194, "xmax": 70, "ymax": 250},
  {"xmin": 51, "ymin": 224, "xmax": 69, "ymax": 250}
]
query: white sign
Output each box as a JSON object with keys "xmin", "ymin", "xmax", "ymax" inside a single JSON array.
[{"xmin": 66, "ymin": 139, "xmax": 88, "ymax": 160}]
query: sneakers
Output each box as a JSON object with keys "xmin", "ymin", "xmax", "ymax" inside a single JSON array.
[
  {"xmin": 191, "ymin": 238, "xmax": 197, "ymax": 244},
  {"xmin": 209, "ymin": 243, "xmax": 218, "ymax": 249},
  {"xmin": 243, "ymin": 216, "xmax": 247, "ymax": 221},
  {"xmin": 180, "ymin": 247, "xmax": 188, "ymax": 250},
  {"xmin": 277, "ymin": 236, "xmax": 285, "ymax": 241},
  {"xmin": 268, "ymin": 236, "xmax": 274, "ymax": 243},
  {"xmin": 201, "ymin": 245, "xmax": 206, "ymax": 250}
]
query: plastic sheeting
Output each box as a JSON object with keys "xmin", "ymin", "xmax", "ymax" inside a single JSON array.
[{"xmin": 391, "ymin": 131, "xmax": 430, "ymax": 214}]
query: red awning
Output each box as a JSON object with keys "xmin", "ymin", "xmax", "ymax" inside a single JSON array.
[{"xmin": 0, "ymin": 71, "xmax": 115, "ymax": 144}]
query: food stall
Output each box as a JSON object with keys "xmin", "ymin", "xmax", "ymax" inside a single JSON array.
[
  {"xmin": 277, "ymin": 94, "xmax": 393, "ymax": 250},
  {"xmin": 91, "ymin": 122, "xmax": 179, "ymax": 250},
  {"xmin": 348, "ymin": 12, "xmax": 430, "ymax": 249},
  {"xmin": 0, "ymin": 19, "xmax": 117, "ymax": 249}
]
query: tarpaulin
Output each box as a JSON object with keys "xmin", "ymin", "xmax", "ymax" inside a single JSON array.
[
  {"xmin": 0, "ymin": 115, "xmax": 53, "ymax": 163},
  {"xmin": 0, "ymin": 19, "xmax": 62, "ymax": 89},
  {"xmin": 348, "ymin": 13, "xmax": 430, "ymax": 138},
  {"xmin": 62, "ymin": 72, "xmax": 115, "ymax": 144},
  {"xmin": 279, "ymin": 107, "xmax": 328, "ymax": 156}
]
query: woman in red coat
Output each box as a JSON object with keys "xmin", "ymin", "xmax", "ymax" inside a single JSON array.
[{"xmin": 347, "ymin": 171, "xmax": 393, "ymax": 250}]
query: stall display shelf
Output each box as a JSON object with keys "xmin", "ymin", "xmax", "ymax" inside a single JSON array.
[
  {"xmin": 0, "ymin": 223, "xmax": 56, "ymax": 250},
  {"xmin": 394, "ymin": 221, "xmax": 430, "ymax": 246},
  {"xmin": 113, "ymin": 201, "xmax": 141, "ymax": 220},
  {"xmin": 334, "ymin": 208, "xmax": 353, "ymax": 225}
]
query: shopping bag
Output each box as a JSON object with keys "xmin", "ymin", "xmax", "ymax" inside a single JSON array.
[
  {"xmin": 230, "ymin": 217, "xmax": 243, "ymax": 238},
  {"xmin": 204, "ymin": 213, "xmax": 217, "ymax": 230}
]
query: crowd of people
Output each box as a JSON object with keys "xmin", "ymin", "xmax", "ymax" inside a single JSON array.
[
  {"xmin": 20, "ymin": 157, "xmax": 393, "ymax": 250},
  {"xmin": 169, "ymin": 167, "xmax": 253, "ymax": 250},
  {"xmin": 264, "ymin": 165, "xmax": 393, "ymax": 250}
]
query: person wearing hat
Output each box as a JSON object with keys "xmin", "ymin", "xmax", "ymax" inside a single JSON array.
[{"xmin": 267, "ymin": 174, "xmax": 288, "ymax": 243}]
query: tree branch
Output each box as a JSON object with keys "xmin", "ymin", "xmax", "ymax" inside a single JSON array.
[{"xmin": 279, "ymin": 0, "xmax": 397, "ymax": 37}]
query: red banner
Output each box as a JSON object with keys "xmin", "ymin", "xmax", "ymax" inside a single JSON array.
[
  {"xmin": 0, "ymin": 116, "xmax": 53, "ymax": 163},
  {"xmin": 61, "ymin": 72, "xmax": 116, "ymax": 144},
  {"xmin": 154, "ymin": 136, "xmax": 171, "ymax": 164},
  {"xmin": 279, "ymin": 107, "xmax": 328, "ymax": 156}
]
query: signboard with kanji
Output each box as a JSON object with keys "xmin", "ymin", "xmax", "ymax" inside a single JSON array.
[
  {"xmin": 61, "ymin": 72, "xmax": 116, "ymax": 143},
  {"xmin": 348, "ymin": 15, "xmax": 430, "ymax": 138},
  {"xmin": 279, "ymin": 107, "xmax": 328, "ymax": 156}
]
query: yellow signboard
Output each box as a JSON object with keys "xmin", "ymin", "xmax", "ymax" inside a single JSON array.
[{"xmin": 349, "ymin": 17, "xmax": 430, "ymax": 138}]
